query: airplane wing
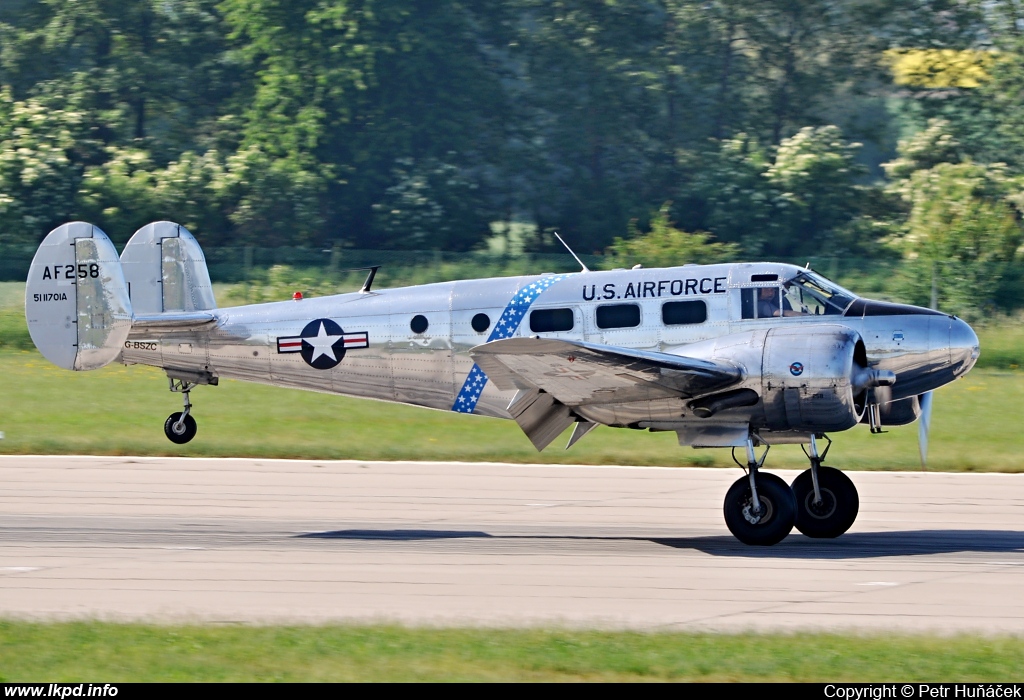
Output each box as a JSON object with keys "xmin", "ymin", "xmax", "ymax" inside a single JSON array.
[{"xmin": 470, "ymin": 337, "xmax": 743, "ymax": 406}]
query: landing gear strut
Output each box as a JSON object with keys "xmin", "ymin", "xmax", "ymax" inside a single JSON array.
[
  {"xmin": 791, "ymin": 435, "xmax": 859, "ymax": 538},
  {"xmin": 723, "ymin": 437, "xmax": 796, "ymax": 546},
  {"xmin": 164, "ymin": 377, "xmax": 198, "ymax": 444}
]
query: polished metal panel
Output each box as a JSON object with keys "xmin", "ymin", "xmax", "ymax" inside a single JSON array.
[
  {"xmin": 451, "ymin": 276, "xmax": 523, "ymax": 416},
  {"xmin": 121, "ymin": 221, "xmax": 216, "ymax": 314},
  {"xmin": 574, "ymin": 396, "xmax": 689, "ymax": 426},
  {"xmin": 859, "ymin": 314, "xmax": 956, "ymax": 400},
  {"xmin": 389, "ymin": 281, "xmax": 456, "ymax": 409},
  {"xmin": 74, "ymin": 236, "xmax": 133, "ymax": 370},
  {"xmin": 25, "ymin": 222, "xmax": 86, "ymax": 370},
  {"xmin": 950, "ymin": 316, "xmax": 980, "ymax": 376},
  {"xmin": 25, "ymin": 222, "xmax": 130, "ymax": 371},
  {"xmin": 471, "ymin": 336, "xmax": 742, "ymax": 406},
  {"xmin": 32, "ymin": 236, "xmax": 975, "ymax": 450},
  {"xmin": 161, "ymin": 237, "xmax": 189, "ymax": 312},
  {"xmin": 759, "ymin": 325, "xmax": 864, "ymax": 432}
]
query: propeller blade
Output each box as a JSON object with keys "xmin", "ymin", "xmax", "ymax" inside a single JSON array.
[{"xmin": 918, "ymin": 391, "xmax": 933, "ymax": 470}]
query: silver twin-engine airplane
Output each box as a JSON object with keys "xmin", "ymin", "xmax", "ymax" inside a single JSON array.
[{"xmin": 25, "ymin": 221, "xmax": 980, "ymax": 545}]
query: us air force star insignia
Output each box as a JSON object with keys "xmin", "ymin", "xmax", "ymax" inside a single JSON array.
[
  {"xmin": 305, "ymin": 321, "xmax": 343, "ymax": 365},
  {"xmin": 276, "ymin": 319, "xmax": 369, "ymax": 370}
]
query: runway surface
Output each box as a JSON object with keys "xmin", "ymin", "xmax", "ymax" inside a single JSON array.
[{"xmin": 0, "ymin": 455, "xmax": 1022, "ymax": 633}]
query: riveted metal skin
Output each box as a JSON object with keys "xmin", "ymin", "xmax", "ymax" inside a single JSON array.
[
  {"xmin": 119, "ymin": 261, "xmax": 978, "ymax": 442},
  {"xmin": 121, "ymin": 221, "xmax": 216, "ymax": 315},
  {"xmin": 26, "ymin": 222, "xmax": 132, "ymax": 371},
  {"xmin": 26, "ymin": 224, "xmax": 980, "ymax": 448}
]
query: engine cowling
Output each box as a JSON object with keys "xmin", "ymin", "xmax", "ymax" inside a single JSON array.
[{"xmin": 760, "ymin": 325, "xmax": 876, "ymax": 433}]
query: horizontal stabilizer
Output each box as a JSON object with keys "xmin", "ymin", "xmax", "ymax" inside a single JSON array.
[
  {"xmin": 132, "ymin": 312, "xmax": 217, "ymax": 331},
  {"xmin": 471, "ymin": 337, "xmax": 742, "ymax": 407}
]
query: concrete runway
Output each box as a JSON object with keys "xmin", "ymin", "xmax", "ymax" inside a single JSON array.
[{"xmin": 0, "ymin": 455, "xmax": 1022, "ymax": 634}]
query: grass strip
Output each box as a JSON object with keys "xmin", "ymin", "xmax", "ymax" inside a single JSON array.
[
  {"xmin": 2, "ymin": 349, "xmax": 1022, "ymax": 470},
  {"xmin": 0, "ymin": 623, "xmax": 1022, "ymax": 682}
]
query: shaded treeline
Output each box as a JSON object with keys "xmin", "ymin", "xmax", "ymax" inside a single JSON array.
[{"xmin": 1, "ymin": 1, "xmax": 1023, "ymax": 313}]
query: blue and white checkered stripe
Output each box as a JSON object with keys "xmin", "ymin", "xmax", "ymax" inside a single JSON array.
[{"xmin": 452, "ymin": 274, "xmax": 570, "ymax": 413}]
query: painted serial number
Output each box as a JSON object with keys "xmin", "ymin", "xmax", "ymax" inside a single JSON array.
[
  {"xmin": 41, "ymin": 263, "xmax": 99, "ymax": 280},
  {"xmin": 32, "ymin": 293, "xmax": 69, "ymax": 302}
]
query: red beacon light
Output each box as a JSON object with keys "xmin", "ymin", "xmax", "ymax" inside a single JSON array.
[{"xmin": 292, "ymin": 291, "xmax": 303, "ymax": 300}]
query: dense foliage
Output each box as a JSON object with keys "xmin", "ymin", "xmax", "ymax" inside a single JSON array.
[{"xmin": 1, "ymin": 1, "xmax": 1023, "ymax": 311}]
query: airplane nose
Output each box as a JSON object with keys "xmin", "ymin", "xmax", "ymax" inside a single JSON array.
[{"xmin": 950, "ymin": 316, "xmax": 980, "ymax": 375}]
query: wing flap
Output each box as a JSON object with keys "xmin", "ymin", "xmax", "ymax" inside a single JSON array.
[
  {"xmin": 471, "ymin": 337, "xmax": 742, "ymax": 406},
  {"xmin": 507, "ymin": 388, "xmax": 577, "ymax": 451}
]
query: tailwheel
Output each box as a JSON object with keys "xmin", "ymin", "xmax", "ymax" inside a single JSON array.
[
  {"xmin": 164, "ymin": 411, "xmax": 197, "ymax": 444},
  {"xmin": 164, "ymin": 377, "xmax": 198, "ymax": 444},
  {"xmin": 791, "ymin": 466, "xmax": 858, "ymax": 538},
  {"xmin": 723, "ymin": 472, "xmax": 796, "ymax": 546}
]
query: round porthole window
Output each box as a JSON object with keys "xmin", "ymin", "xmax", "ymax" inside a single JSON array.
[
  {"xmin": 471, "ymin": 313, "xmax": 491, "ymax": 333},
  {"xmin": 410, "ymin": 314, "xmax": 429, "ymax": 334}
]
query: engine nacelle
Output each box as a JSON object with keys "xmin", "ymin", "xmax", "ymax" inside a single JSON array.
[{"xmin": 760, "ymin": 326, "xmax": 868, "ymax": 433}]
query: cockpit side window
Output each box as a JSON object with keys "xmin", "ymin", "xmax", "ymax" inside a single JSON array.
[
  {"xmin": 786, "ymin": 272, "xmax": 855, "ymax": 315},
  {"xmin": 740, "ymin": 272, "xmax": 856, "ymax": 320},
  {"xmin": 741, "ymin": 287, "xmax": 784, "ymax": 319}
]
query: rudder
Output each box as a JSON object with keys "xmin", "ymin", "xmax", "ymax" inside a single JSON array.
[{"xmin": 25, "ymin": 222, "xmax": 132, "ymax": 370}]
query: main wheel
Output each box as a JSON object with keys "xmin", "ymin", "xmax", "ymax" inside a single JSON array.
[
  {"xmin": 723, "ymin": 472, "xmax": 796, "ymax": 546},
  {"xmin": 164, "ymin": 412, "xmax": 197, "ymax": 444},
  {"xmin": 791, "ymin": 466, "xmax": 858, "ymax": 538}
]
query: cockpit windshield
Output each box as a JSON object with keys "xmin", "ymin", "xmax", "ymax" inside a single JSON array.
[{"xmin": 782, "ymin": 272, "xmax": 857, "ymax": 316}]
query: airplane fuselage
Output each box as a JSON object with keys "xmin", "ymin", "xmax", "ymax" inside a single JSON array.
[
  {"xmin": 120, "ymin": 262, "xmax": 979, "ymax": 445},
  {"xmin": 24, "ymin": 221, "xmax": 983, "ymax": 544}
]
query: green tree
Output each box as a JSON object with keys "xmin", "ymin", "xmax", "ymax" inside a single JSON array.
[
  {"xmin": 221, "ymin": 0, "xmax": 508, "ymax": 249},
  {"xmin": 605, "ymin": 202, "xmax": 739, "ymax": 268},
  {"xmin": 887, "ymin": 160, "xmax": 1023, "ymax": 316},
  {"xmin": 0, "ymin": 91, "xmax": 84, "ymax": 243},
  {"xmin": 764, "ymin": 125, "xmax": 867, "ymax": 256},
  {"xmin": 686, "ymin": 125, "xmax": 870, "ymax": 258}
]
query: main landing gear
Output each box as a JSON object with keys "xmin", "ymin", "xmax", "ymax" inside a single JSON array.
[
  {"xmin": 791, "ymin": 435, "xmax": 859, "ymax": 538},
  {"xmin": 164, "ymin": 377, "xmax": 198, "ymax": 444},
  {"xmin": 723, "ymin": 434, "xmax": 860, "ymax": 545}
]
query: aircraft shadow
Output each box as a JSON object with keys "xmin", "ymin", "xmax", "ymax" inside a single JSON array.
[{"xmin": 297, "ymin": 528, "xmax": 1024, "ymax": 559}]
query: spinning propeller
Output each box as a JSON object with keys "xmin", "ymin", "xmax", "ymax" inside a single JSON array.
[{"xmin": 918, "ymin": 390, "xmax": 933, "ymax": 470}]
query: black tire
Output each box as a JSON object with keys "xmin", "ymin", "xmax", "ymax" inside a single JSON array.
[
  {"xmin": 723, "ymin": 472, "xmax": 796, "ymax": 546},
  {"xmin": 164, "ymin": 412, "xmax": 197, "ymax": 444},
  {"xmin": 791, "ymin": 466, "xmax": 859, "ymax": 538}
]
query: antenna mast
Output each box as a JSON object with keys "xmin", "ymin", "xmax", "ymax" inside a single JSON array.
[{"xmin": 553, "ymin": 232, "xmax": 590, "ymax": 273}]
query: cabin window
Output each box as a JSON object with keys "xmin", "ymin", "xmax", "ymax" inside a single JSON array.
[
  {"xmin": 410, "ymin": 314, "xmax": 429, "ymax": 334},
  {"xmin": 596, "ymin": 303, "xmax": 640, "ymax": 329},
  {"xmin": 530, "ymin": 308, "xmax": 574, "ymax": 333},
  {"xmin": 471, "ymin": 313, "xmax": 491, "ymax": 333},
  {"xmin": 662, "ymin": 300, "xmax": 707, "ymax": 325}
]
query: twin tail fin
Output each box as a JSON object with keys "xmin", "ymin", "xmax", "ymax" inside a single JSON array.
[{"xmin": 25, "ymin": 221, "xmax": 215, "ymax": 371}]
